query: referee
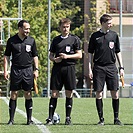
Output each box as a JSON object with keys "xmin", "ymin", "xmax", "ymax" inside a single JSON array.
[
  {"xmin": 46, "ymin": 18, "xmax": 82, "ymax": 125},
  {"xmin": 4, "ymin": 20, "xmax": 39, "ymax": 125},
  {"xmin": 88, "ymin": 14, "xmax": 124, "ymax": 126}
]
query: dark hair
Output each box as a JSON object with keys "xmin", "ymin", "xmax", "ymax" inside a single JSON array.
[
  {"xmin": 100, "ymin": 14, "xmax": 112, "ymax": 24},
  {"xmin": 59, "ymin": 18, "xmax": 71, "ymax": 26},
  {"xmin": 18, "ymin": 20, "xmax": 29, "ymax": 28}
]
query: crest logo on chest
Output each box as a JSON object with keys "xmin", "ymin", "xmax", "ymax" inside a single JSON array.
[
  {"xmin": 109, "ymin": 42, "xmax": 114, "ymax": 49},
  {"xmin": 66, "ymin": 45, "xmax": 71, "ymax": 52},
  {"xmin": 26, "ymin": 45, "xmax": 31, "ymax": 52}
]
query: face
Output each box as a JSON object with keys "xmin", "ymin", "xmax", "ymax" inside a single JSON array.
[
  {"xmin": 60, "ymin": 23, "xmax": 70, "ymax": 36},
  {"xmin": 19, "ymin": 22, "xmax": 30, "ymax": 37},
  {"xmin": 102, "ymin": 20, "xmax": 112, "ymax": 30}
]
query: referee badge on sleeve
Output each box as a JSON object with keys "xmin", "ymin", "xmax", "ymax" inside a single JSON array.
[
  {"xmin": 26, "ymin": 45, "xmax": 31, "ymax": 52},
  {"xmin": 109, "ymin": 42, "xmax": 114, "ymax": 49},
  {"xmin": 66, "ymin": 45, "xmax": 71, "ymax": 52}
]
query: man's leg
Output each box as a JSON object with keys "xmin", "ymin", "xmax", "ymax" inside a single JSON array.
[
  {"xmin": 48, "ymin": 97, "xmax": 57, "ymax": 120},
  {"xmin": 46, "ymin": 90, "xmax": 59, "ymax": 125},
  {"xmin": 111, "ymin": 90, "xmax": 123, "ymax": 125},
  {"xmin": 8, "ymin": 91, "xmax": 18, "ymax": 125},
  {"xmin": 65, "ymin": 90, "xmax": 73, "ymax": 125},
  {"xmin": 24, "ymin": 91, "xmax": 33, "ymax": 125},
  {"xmin": 96, "ymin": 91, "xmax": 104, "ymax": 125}
]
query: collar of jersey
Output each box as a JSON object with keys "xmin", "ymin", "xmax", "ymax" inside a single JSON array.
[
  {"xmin": 100, "ymin": 29, "xmax": 109, "ymax": 34},
  {"xmin": 61, "ymin": 34, "xmax": 69, "ymax": 39}
]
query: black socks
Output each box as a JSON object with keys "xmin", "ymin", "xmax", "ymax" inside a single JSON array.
[
  {"xmin": 25, "ymin": 99, "xmax": 33, "ymax": 121},
  {"xmin": 96, "ymin": 98, "xmax": 119, "ymax": 121},
  {"xmin": 49, "ymin": 97, "xmax": 57, "ymax": 120},
  {"xmin": 66, "ymin": 97, "xmax": 73, "ymax": 118},
  {"xmin": 9, "ymin": 99, "xmax": 17, "ymax": 121},
  {"xmin": 112, "ymin": 99, "xmax": 119, "ymax": 119},
  {"xmin": 96, "ymin": 99, "xmax": 103, "ymax": 121}
]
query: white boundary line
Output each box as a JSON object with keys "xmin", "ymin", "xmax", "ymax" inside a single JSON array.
[{"xmin": 1, "ymin": 97, "xmax": 51, "ymax": 133}]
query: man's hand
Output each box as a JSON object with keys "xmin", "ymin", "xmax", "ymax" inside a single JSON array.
[
  {"xmin": 89, "ymin": 72, "xmax": 93, "ymax": 80},
  {"xmin": 34, "ymin": 70, "xmax": 39, "ymax": 79},
  {"xmin": 119, "ymin": 69, "xmax": 124, "ymax": 77},
  {"xmin": 4, "ymin": 71, "xmax": 9, "ymax": 80},
  {"xmin": 59, "ymin": 53, "xmax": 67, "ymax": 59},
  {"xmin": 54, "ymin": 57, "xmax": 62, "ymax": 63}
]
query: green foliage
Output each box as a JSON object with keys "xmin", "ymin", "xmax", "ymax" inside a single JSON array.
[
  {"xmin": 89, "ymin": 0, "xmax": 98, "ymax": 33},
  {"xmin": 105, "ymin": 0, "xmax": 111, "ymax": 13},
  {"xmin": 1, "ymin": 0, "xmax": 84, "ymax": 96},
  {"xmin": 1, "ymin": 0, "xmax": 106, "ymax": 95}
]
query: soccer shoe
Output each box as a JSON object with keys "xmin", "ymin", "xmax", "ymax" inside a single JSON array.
[
  {"xmin": 46, "ymin": 118, "xmax": 53, "ymax": 125},
  {"xmin": 7, "ymin": 120, "xmax": 14, "ymax": 125},
  {"xmin": 65, "ymin": 117, "xmax": 72, "ymax": 125},
  {"xmin": 27, "ymin": 120, "xmax": 34, "ymax": 125},
  {"xmin": 114, "ymin": 119, "xmax": 123, "ymax": 126},
  {"xmin": 97, "ymin": 118, "xmax": 104, "ymax": 126}
]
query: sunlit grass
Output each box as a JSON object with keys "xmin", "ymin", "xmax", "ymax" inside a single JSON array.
[{"xmin": 0, "ymin": 97, "xmax": 133, "ymax": 133}]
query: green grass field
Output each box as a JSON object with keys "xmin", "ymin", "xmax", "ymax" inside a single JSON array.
[{"xmin": 0, "ymin": 97, "xmax": 133, "ymax": 133}]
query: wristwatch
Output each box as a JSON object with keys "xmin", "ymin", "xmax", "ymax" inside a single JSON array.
[
  {"xmin": 119, "ymin": 67, "xmax": 124, "ymax": 71},
  {"xmin": 35, "ymin": 67, "xmax": 39, "ymax": 71}
]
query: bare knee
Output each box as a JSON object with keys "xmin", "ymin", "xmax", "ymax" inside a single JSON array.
[
  {"xmin": 96, "ymin": 91, "xmax": 103, "ymax": 99},
  {"xmin": 51, "ymin": 90, "xmax": 59, "ymax": 98},
  {"xmin": 24, "ymin": 91, "xmax": 32, "ymax": 99},
  {"xmin": 111, "ymin": 90, "xmax": 119, "ymax": 99},
  {"xmin": 65, "ymin": 90, "xmax": 73, "ymax": 98},
  {"xmin": 10, "ymin": 91, "xmax": 18, "ymax": 100}
]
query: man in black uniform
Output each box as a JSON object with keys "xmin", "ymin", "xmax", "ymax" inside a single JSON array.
[
  {"xmin": 46, "ymin": 18, "xmax": 82, "ymax": 125},
  {"xmin": 88, "ymin": 14, "xmax": 124, "ymax": 125},
  {"xmin": 4, "ymin": 20, "xmax": 39, "ymax": 125}
]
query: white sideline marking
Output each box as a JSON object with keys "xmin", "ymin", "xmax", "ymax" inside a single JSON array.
[{"xmin": 1, "ymin": 97, "xmax": 51, "ymax": 133}]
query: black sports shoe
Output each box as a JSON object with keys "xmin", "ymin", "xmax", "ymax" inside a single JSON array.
[
  {"xmin": 97, "ymin": 118, "xmax": 104, "ymax": 126},
  {"xmin": 114, "ymin": 119, "xmax": 123, "ymax": 126},
  {"xmin": 27, "ymin": 120, "xmax": 34, "ymax": 125},
  {"xmin": 7, "ymin": 120, "xmax": 14, "ymax": 125},
  {"xmin": 65, "ymin": 117, "xmax": 72, "ymax": 125},
  {"xmin": 46, "ymin": 118, "xmax": 53, "ymax": 125}
]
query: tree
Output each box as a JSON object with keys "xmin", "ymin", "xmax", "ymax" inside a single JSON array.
[{"xmin": 1, "ymin": 0, "xmax": 83, "ymax": 96}]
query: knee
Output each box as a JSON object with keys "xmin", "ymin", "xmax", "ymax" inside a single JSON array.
[
  {"xmin": 51, "ymin": 90, "xmax": 59, "ymax": 98},
  {"xmin": 65, "ymin": 90, "xmax": 73, "ymax": 98},
  {"xmin": 96, "ymin": 91, "xmax": 103, "ymax": 99},
  {"xmin": 24, "ymin": 91, "xmax": 32, "ymax": 99},
  {"xmin": 10, "ymin": 91, "xmax": 18, "ymax": 100},
  {"xmin": 111, "ymin": 91, "xmax": 119, "ymax": 99}
]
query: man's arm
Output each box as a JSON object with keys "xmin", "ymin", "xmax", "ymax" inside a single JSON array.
[
  {"xmin": 116, "ymin": 52, "xmax": 124, "ymax": 76},
  {"xmin": 88, "ymin": 53, "xmax": 93, "ymax": 80},
  {"xmin": 4, "ymin": 56, "xmax": 10, "ymax": 80},
  {"xmin": 49, "ymin": 52, "xmax": 62, "ymax": 63},
  {"xmin": 59, "ymin": 50, "xmax": 82, "ymax": 59},
  {"xmin": 33, "ymin": 56, "xmax": 39, "ymax": 79}
]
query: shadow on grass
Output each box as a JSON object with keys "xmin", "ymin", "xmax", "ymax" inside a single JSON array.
[
  {"xmin": 45, "ymin": 123, "xmax": 133, "ymax": 126},
  {"xmin": 0, "ymin": 122, "xmax": 45, "ymax": 126},
  {"xmin": 0, "ymin": 122, "xmax": 27, "ymax": 125},
  {"xmin": 0, "ymin": 122, "xmax": 132, "ymax": 126},
  {"xmin": 89, "ymin": 123, "xmax": 133, "ymax": 126}
]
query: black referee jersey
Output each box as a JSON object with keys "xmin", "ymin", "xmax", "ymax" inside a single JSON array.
[
  {"xmin": 88, "ymin": 30, "xmax": 120, "ymax": 66},
  {"xmin": 50, "ymin": 34, "xmax": 81, "ymax": 66},
  {"xmin": 4, "ymin": 34, "xmax": 38, "ymax": 68}
]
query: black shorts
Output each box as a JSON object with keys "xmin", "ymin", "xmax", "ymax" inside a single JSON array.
[
  {"xmin": 10, "ymin": 66, "xmax": 34, "ymax": 91},
  {"xmin": 50, "ymin": 65, "xmax": 76, "ymax": 91},
  {"xmin": 93, "ymin": 64, "xmax": 119, "ymax": 91}
]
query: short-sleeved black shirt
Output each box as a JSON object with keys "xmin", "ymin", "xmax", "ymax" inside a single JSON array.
[
  {"xmin": 88, "ymin": 30, "xmax": 120, "ymax": 66},
  {"xmin": 4, "ymin": 34, "xmax": 38, "ymax": 68},
  {"xmin": 49, "ymin": 34, "xmax": 81, "ymax": 66}
]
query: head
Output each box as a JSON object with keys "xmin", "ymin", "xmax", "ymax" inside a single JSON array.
[
  {"xmin": 59, "ymin": 18, "xmax": 71, "ymax": 36},
  {"xmin": 18, "ymin": 20, "xmax": 30, "ymax": 37},
  {"xmin": 100, "ymin": 14, "xmax": 112, "ymax": 30}
]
